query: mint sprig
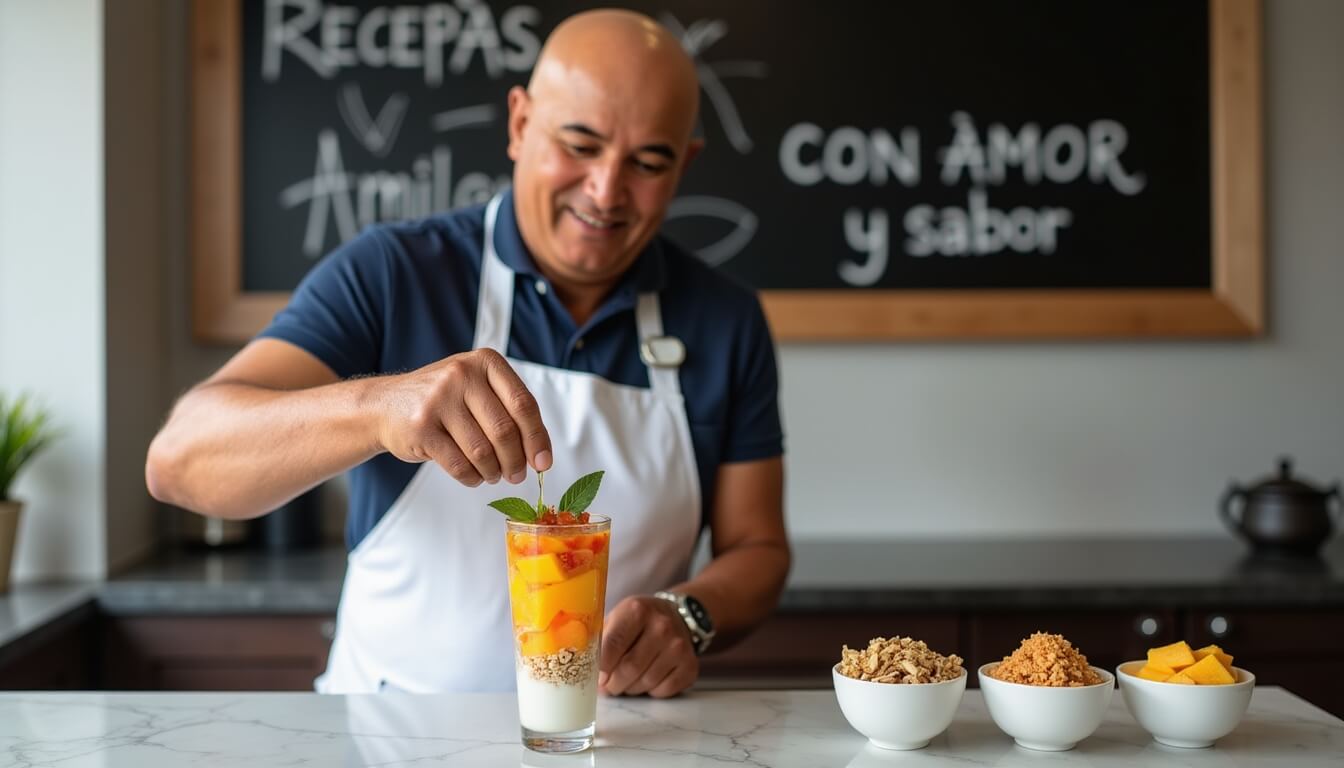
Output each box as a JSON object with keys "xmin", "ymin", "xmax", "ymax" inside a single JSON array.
[
  {"xmin": 558, "ymin": 471, "xmax": 604, "ymax": 514},
  {"xmin": 489, "ymin": 497, "xmax": 538, "ymax": 523},
  {"xmin": 489, "ymin": 469, "xmax": 605, "ymax": 522}
]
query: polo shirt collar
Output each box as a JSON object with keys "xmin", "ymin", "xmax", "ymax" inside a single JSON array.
[{"xmin": 493, "ymin": 189, "xmax": 667, "ymax": 297}]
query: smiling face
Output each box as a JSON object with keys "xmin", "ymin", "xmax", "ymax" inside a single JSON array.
[{"xmin": 507, "ymin": 12, "xmax": 700, "ymax": 296}]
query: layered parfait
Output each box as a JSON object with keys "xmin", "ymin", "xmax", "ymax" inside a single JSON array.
[{"xmin": 493, "ymin": 470, "xmax": 609, "ymax": 753}]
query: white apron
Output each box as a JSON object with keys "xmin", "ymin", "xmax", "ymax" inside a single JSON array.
[{"xmin": 317, "ymin": 194, "xmax": 702, "ymax": 692}]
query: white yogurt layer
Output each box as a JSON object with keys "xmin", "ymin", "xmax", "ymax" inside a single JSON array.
[{"xmin": 516, "ymin": 670, "xmax": 598, "ymax": 733}]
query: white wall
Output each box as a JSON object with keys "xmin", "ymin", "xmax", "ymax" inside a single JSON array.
[
  {"xmin": 780, "ymin": 0, "xmax": 1344, "ymax": 538},
  {"xmin": 0, "ymin": 0, "xmax": 108, "ymax": 579}
]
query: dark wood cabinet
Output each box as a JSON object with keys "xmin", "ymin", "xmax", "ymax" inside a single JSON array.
[
  {"xmin": 0, "ymin": 606, "xmax": 96, "ymax": 690},
  {"xmin": 101, "ymin": 615, "xmax": 335, "ymax": 691},
  {"xmin": 699, "ymin": 612, "xmax": 959, "ymax": 687},
  {"xmin": 1184, "ymin": 609, "xmax": 1344, "ymax": 717}
]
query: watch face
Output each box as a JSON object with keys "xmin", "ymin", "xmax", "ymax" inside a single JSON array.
[{"xmin": 684, "ymin": 595, "xmax": 714, "ymax": 633}]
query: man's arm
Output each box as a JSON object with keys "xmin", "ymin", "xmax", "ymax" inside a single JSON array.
[
  {"xmin": 599, "ymin": 456, "xmax": 789, "ymax": 697},
  {"xmin": 145, "ymin": 339, "xmax": 553, "ymax": 519}
]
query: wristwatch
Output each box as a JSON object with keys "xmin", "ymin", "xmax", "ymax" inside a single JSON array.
[{"xmin": 653, "ymin": 591, "xmax": 716, "ymax": 655}]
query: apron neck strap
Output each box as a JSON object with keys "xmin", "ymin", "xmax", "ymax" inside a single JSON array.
[
  {"xmin": 473, "ymin": 193, "xmax": 513, "ymax": 353},
  {"xmin": 474, "ymin": 192, "xmax": 680, "ymax": 396},
  {"xmin": 636, "ymin": 292, "xmax": 682, "ymax": 396}
]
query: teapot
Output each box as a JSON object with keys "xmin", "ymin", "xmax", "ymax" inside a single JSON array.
[{"xmin": 1220, "ymin": 458, "xmax": 1340, "ymax": 556}]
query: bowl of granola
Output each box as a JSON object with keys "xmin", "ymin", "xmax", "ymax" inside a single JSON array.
[
  {"xmin": 832, "ymin": 636, "xmax": 967, "ymax": 750},
  {"xmin": 977, "ymin": 632, "xmax": 1114, "ymax": 751}
]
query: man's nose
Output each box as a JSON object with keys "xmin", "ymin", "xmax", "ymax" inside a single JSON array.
[{"xmin": 584, "ymin": 157, "xmax": 626, "ymax": 212}]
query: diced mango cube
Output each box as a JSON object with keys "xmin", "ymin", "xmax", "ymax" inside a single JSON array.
[
  {"xmin": 509, "ymin": 574, "xmax": 529, "ymax": 625},
  {"xmin": 517, "ymin": 569, "xmax": 599, "ymax": 630},
  {"xmin": 518, "ymin": 619, "xmax": 590, "ymax": 657},
  {"xmin": 514, "ymin": 553, "xmax": 567, "ymax": 585},
  {"xmin": 1167, "ymin": 671, "xmax": 1196, "ymax": 685},
  {"xmin": 1137, "ymin": 663, "xmax": 1175, "ymax": 682},
  {"xmin": 1193, "ymin": 644, "xmax": 1234, "ymax": 672},
  {"xmin": 509, "ymin": 533, "xmax": 568, "ymax": 556},
  {"xmin": 552, "ymin": 619, "xmax": 589, "ymax": 651},
  {"xmin": 1148, "ymin": 641, "xmax": 1196, "ymax": 670},
  {"xmin": 1183, "ymin": 654, "xmax": 1236, "ymax": 685}
]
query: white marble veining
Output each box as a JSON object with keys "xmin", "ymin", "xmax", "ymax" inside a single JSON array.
[{"xmin": 0, "ymin": 687, "xmax": 1338, "ymax": 767}]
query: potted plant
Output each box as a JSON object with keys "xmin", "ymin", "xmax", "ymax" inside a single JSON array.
[{"xmin": 0, "ymin": 393, "xmax": 58, "ymax": 593}]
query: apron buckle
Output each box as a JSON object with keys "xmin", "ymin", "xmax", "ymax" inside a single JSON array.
[{"xmin": 640, "ymin": 336, "xmax": 686, "ymax": 368}]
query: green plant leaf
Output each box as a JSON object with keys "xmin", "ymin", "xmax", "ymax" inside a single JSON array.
[
  {"xmin": 489, "ymin": 497, "xmax": 538, "ymax": 523},
  {"xmin": 0, "ymin": 392, "xmax": 59, "ymax": 501},
  {"xmin": 558, "ymin": 471, "xmax": 604, "ymax": 514}
]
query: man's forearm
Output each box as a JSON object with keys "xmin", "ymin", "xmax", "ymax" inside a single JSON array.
[
  {"xmin": 146, "ymin": 378, "xmax": 383, "ymax": 519},
  {"xmin": 669, "ymin": 539, "xmax": 791, "ymax": 650}
]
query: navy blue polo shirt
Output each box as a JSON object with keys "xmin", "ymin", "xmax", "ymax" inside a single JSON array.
[{"xmin": 259, "ymin": 190, "xmax": 784, "ymax": 550}]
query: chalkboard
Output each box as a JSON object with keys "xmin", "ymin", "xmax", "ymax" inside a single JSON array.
[{"xmin": 193, "ymin": 0, "xmax": 1263, "ymax": 341}]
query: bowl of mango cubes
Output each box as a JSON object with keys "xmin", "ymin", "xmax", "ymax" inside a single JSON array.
[{"xmin": 1116, "ymin": 641, "xmax": 1254, "ymax": 748}]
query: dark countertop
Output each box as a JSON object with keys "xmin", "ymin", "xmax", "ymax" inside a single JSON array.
[
  {"xmin": 2, "ymin": 536, "xmax": 1342, "ymax": 656},
  {"xmin": 105, "ymin": 535, "xmax": 1344, "ymax": 613}
]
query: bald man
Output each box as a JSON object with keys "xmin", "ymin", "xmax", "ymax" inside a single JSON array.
[{"xmin": 147, "ymin": 10, "xmax": 789, "ymax": 698}]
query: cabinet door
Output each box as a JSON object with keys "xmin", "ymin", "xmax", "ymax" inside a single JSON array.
[
  {"xmin": 1185, "ymin": 610, "xmax": 1344, "ymax": 718},
  {"xmin": 698, "ymin": 612, "xmax": 960, "ymax": 688},
  {"xmin": 102, "ymin": 615, "xmax": 336, "ymax": 691},
  {"xmin": 969, "ymin": 610, "xmax": 1176, "ymax": 684}
]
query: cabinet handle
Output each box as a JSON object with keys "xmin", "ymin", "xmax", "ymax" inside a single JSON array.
[
  {"xmin": 320, "ymin": 620, "xmax": 337, "ymax": 641},
  {"xmin": 1208, "ymin": 615, "xmax": 1231, "ymax": 638},
  {"xmin": 1135, "ymin": 615, "xmax": 1162, "ymax": 638}
]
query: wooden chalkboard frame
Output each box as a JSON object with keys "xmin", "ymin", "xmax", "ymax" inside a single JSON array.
[{"xmin": 192, "ymin": 0, "xmax": 1262, "ymax": 343}]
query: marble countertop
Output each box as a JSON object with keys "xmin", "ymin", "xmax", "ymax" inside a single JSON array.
[{"xmin": 0, "ymin": 687, "xmax": 1338, "ymax": 767}]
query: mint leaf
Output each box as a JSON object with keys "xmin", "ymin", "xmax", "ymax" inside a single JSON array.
[
  {"xmin": 489, "ymin": 497, "xmax": 538, "ymax": 523},
  {"xmin": 558, "ymin": 471, "xmax": 604, "ymax": 514}
]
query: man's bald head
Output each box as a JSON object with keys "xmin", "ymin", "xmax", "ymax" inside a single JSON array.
[
  {"xmin": 505, "ymin": 10, "xmax": 703, "ymax": 320},
  {"xmin": 527, "ymin": 10, "xmax": 700, "ymax": 145}
]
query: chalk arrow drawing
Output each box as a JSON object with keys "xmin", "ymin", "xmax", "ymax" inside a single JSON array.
[{"xmin": 337, "ymin": 83, "xmax": 409, "ymax": 158}]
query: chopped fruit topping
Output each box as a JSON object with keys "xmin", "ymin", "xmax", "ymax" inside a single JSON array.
[
  {"xmin": 1167, "ymin": 671, "xmax": 1197, "ymax": 684},
  {"xmin": 489, "ymin": 470, "xmax": 604, "ymax": 523},
  {"xmin": 1137, "ymin": 640, "xmax": 1240, "ymax": 684},
  {"xmin": 556, "ymin": 549, "xmax": 594, "ymax": 574}
]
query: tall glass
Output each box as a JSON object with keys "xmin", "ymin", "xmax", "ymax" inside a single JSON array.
[{"xmin": 505, "ymin": 515, "xmax": 611, "ymax": 754}]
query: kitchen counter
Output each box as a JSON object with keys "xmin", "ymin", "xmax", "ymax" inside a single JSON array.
[
  {"xmin": 96, "ymin": 535, "xmax": 1344, "ymax": 614},
  {"xmin": 0, "ymin": 687, "xmax": 1338, "ymax": 766}
]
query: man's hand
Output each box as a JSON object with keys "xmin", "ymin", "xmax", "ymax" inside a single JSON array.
[
  {"xmin": 598, "ymin": 595, "xmax": 698, "ymax": 698},
  {"xmin": 375, "ymin": 348, "xmax": 553, "ymax": 486}
]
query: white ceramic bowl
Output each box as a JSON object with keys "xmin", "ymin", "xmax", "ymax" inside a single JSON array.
[
  {"xmin": 977, "ymin": 662, "xmax": 1114, "ymax": 751},
  {"xmin": 1116, "ymin": 660, "xmax": 1255, "ymax": 748},
  {"xmin": 832, "ymin": 664, "xmax": 967, "ymax": 750}
]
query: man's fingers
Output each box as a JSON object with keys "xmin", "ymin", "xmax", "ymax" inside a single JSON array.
[
  {"xmin": 421, "ymin": 429, "xmax": 483, "ymax": 487},
  {"xmin": 482, "ymin": 353, "xmax": 552, "ymax": 472},
  {"xmin": 628, "ymin": 650, "xmax": 679, "ymax": 697},
  {"xmin": 442, "ymin": 400, "xmax": 502, "ymax": 484},
  {"xmin": 601, "ymin": 601, "xmax": 661, "ymax": 695},
  {"xmin": 648, "ymin": 659, "xmax": 697, "ymax": 699},
  {"xmin": 599, "ymin": 600, "xmax": 644, "ymax": 676},
  {"xmin": 463, "ymin": 386, "xmax": 527, "ymax": 484}
]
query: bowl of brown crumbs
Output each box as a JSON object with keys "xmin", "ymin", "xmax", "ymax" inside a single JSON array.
[
  {"xmin": 832, "ymin": 636, "xmax": 967, "ymax": 750},
  {"xmin": 977, "ymin": 632, "xmax": 1114, "ymax": 751}
]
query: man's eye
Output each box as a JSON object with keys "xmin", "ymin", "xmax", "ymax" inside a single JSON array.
[
  {"xmin": 565, "ymin": 143, "xmax": 598, "ymax": 157},
  {"xmin": 634, "ymin": 159, "xmax": 668, "ymax": 174}
]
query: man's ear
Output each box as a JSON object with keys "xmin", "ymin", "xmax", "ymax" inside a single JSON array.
[
  {"xmin": 681, "ymin": 138, "xmax": 705, "ymax": 172},
  {"xmin": 506, "ymin": 86, "xmax": 531, "ymax": 162}
]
